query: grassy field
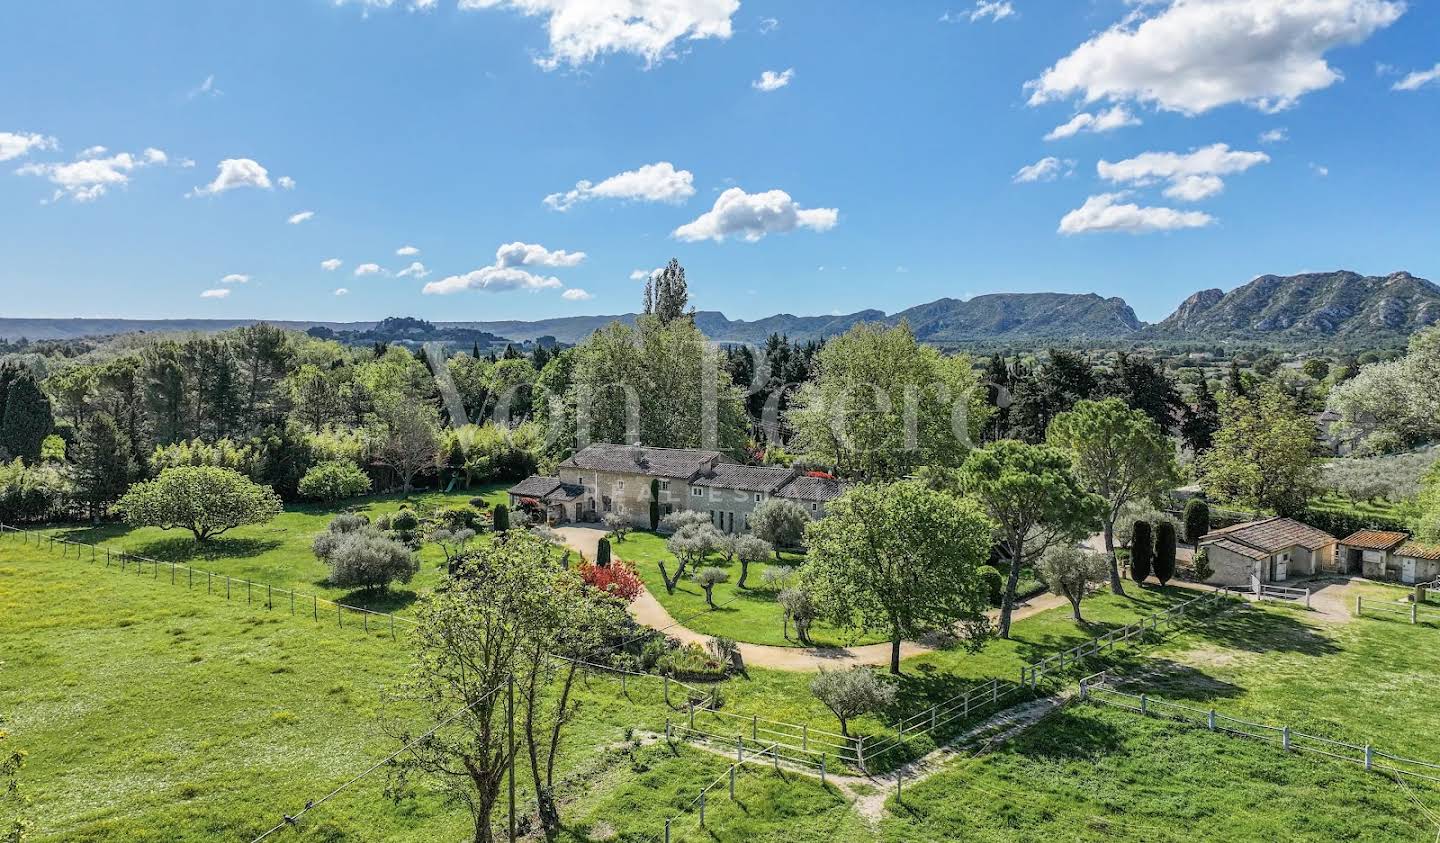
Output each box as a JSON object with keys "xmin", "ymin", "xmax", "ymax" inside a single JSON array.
[
  {"xmin": 611, "ymin": 531, "xmax": 887, "ymax": 648},
  {"xmin": 24, "ymin": 485, "xmax": 509, "ymax": 616}
]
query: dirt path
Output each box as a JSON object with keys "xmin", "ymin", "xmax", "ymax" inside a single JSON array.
[{"xmin": 553, "ymin": 526, "xmax": 1069, "ymax": 672}]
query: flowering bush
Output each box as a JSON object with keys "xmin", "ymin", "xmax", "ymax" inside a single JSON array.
[{"xmin": 577, "ymin": 560, "xmax": 642, "ymax": 602}]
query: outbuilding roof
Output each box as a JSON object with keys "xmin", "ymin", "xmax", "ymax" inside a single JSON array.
[
  {"xmin": 1397, "ymin": 542, "xmax": 1440, "ymax": 562},
  {"xmin": 1208, "ymin": 538, "xmax": 1272, "ymax": 561},
  {"xmin": 1201, "ymin": 517, "xmax": 1334, "ymax": 554},
  {"xmin": 507, "ymin": 475, "xmax": 584, "ymax": 502},
  {"xmin": 1339, "ymin": 530, "xmax": 1410, "ymax": 551}
]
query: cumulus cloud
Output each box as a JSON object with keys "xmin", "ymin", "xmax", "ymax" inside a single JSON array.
[
  {"xmin": 672, "ymin": 187, "xmax": 838, "ymax": 243},
  {"xmin": 423, "ymin": 265, "xmax": 565, "ymax": 295},
  {"xmin": 561, "ymin": 288, "xmax": 594, "ymax": 300},
  {"xmin": 630, "ymin": 267, "xmax": 661, "ymax": 281},
  {"xmin": 1097, "ymin": 143, "xmax": 1269, "ymax": 201},
  {"xmin": 354, "ymin": 263, "xmax": 383, "ymax": 276},
  {"xmin": 200, "ymin": 288, "xmax": 231, "ymax": 299},
  {"xmin": 495, "ymin": 241, "xmax": 587, "ymax": 268},
  {"xmin": 1393, "ymin": 62, "xmax": 1440, "ymax": 91},
  {"xmin": 278, "ymin": 176, "xmax": 296, "ymax": 190},
  {"xmin": 321, "ymin": 258, "xmax": 343, "ymax": 272},
  {"xmin": 396, "ymin": 245, "xmax": 420, "ymax": 256},
  {"xmin": 334, "ymin": 287, "xmax": 350, "ymax": 296},
  {"xmin": 0, "ymin": 132, "xmax": 57, "ymax": 162},
  {"xmin": 288, "ymin": 210, "xmax": 316, "ymax": 224},
  {"xmin": 1259, "ymin": 128, "xmax": 1289, "ymax": 144},
  {"xmin": 544, "ymin": 161, "xmax": 695, "ymax": 211},
  {"xmin": 1013, "ymin": 156, "xmax": 1073, "ymax": 183},
  {"xmin": 1044, "ymin": 105, "xmax": 1141, "ymax": 140},
  {"xmin": 1058, "ymin": 192, "xmax": 1215, "ymax": 235},
  {"xmin": 397, "ymin": 261, "xmax": 431, "ymax": 279},
  {"xmin": 457, "ymin": 0, "xmax": 739, "ymax": 70},
  {"xmin": 1027, "ymin": 0, "xmax": 1405, "ymax": 115},
  {"xmin": 1311, "ymin": 162, "xmax": 1330, "ymax": 177},
  {"xmin": 189, "ymin": 158, "xmax": 273, "ymax": 197},
  {"xmin": 753, "ymin": 68, "xmax": 794, "ymax": 91},
  {"xmin": 17, "ymin": 146, "xmax": 173, "ymax": 203},
  {"xmin": 220, "ymin": 273, "xmax": 251, "ymax": 284}
]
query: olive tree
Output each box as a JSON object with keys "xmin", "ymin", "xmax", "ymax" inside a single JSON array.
[
  {"xmin": 115, "ymin": 466, "xmax": 282, "ymax": 543},
  {"xmin": 1034, "ymin": 545, "xmax": 1110, "ymax": 622},
  {"xmin": 748, "ymin": 498, "xmax": 809, "ymax": 558},
  {"xmin": 809, "ymin": 666, "xmax": 895, "ymax": 737},
  {"xmin": 693, "ymin": 566, "xmax": 729, "ymax": 608},
  {"xmin": 777, "ymin": 586, "xmax": 817, "ymax": 645},
  {"xmin": 732, "ymin": 534, "xmax": 773, "ymax": 589},
  {"xmin": 659, "ymin": 523, "xmax": 720, "ymax": 595}
]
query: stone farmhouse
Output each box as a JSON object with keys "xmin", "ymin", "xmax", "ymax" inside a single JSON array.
[
  {"xmin": 1336, "ymin": 529, "xmax": 1440, "ymax": 584},
  {"xmin": 1197, "ymin": 517, "xmax": 1339, "ymax": 588},
  {"xmin": 507, "ymin": 443, "xmax": 845, "ymax": 532}
]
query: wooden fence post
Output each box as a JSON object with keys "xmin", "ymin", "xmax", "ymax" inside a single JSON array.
[
  {"xmin": 663, "ymin": 819, "xmax": 670, "ymax": 843},
  {"xmin": 1140, "ymin": 694, "xmax": 1148, "ymax": 716},
  {"xmin": 1411, "ymin": 603, "xmax": 1418, "ymax": 625},
  {"xmin": 1282, "ymin": 726, "xmax": 1290, "ymax": 751},
  {"xmin": 688, "ymin": 700, "xmax": 695, "ymax": 731},
  {"xmin": 1208, "ymin": 709, "xmax": 1216, "ymax": 731},
  {"xmin": 698, "ymin": 791, "xmax": 705, "ymax": 828},
  {"xmin": 1364, "ymin": 744, "xmax": 1373, "ymax": 771}
]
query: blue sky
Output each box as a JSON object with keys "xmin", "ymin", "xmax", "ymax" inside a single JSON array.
[{"xmin": 1, "ymin": 0, "xmax": 1437, "ymax": 325}]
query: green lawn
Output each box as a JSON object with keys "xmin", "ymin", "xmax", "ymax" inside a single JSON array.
[
  {"xmin": 25, "ymin": 484, "xmax": 509, "ymax": 616},
  {"xmin": 611, "ymin": 531, "xmax": 888, "ymax": 648},
  {"xmin": 876, "ymin": 703, "xmax": 1433, "ymax": 842}
]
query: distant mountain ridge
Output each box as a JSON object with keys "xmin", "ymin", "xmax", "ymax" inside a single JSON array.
[
  {"xmin": 1148, "ymin": 270, "xmax": 1440, "ymax": 341},
  {"xmin": 2, "ymin": 271, "xmax": 1434, "ymax": 347}
]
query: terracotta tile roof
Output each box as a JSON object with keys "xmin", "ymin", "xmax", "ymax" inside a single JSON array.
[
  {"xmin": 691, "ymin": 462, "xmax": 797, "ymax": 494},
  {"xmin": 1209, "ymin": 538, "xmax": 1271, "ymax": 561},
  {"xmin": 1201, "ymin": 517, "xmax": 1334, "ymax": 554},
  {"xmin": 1339, "ymin": 530, "xmax": 1410, "ymax": 551},
  {"xmin": 1397, "ymin": 542, "xmax": 1440, "ymax": 561},
  {"xmin": 559, "ymin": 443, "xmax": 720, "ymax": 479}
]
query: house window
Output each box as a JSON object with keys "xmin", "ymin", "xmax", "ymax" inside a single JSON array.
[
  {"xmin": 811, "ymin": 503, "xmax": 818, "ymax": 512},
  {"xmin": 616, "ymin": 480, "xmax": 625, "ymax": 492},
  {"xmin": 691, "ymin": 487, "xmax": 704, "ymax": 497},
  {"xmin": 659, "ymin": 480, "xmax": 670, "ymax": 491},
  {"xmin": 754, "ymin": 493, "xmax": 763, "ymax": 503}
]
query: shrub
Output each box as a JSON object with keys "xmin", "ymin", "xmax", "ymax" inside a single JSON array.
[
  {"xmin": 1153, "ymin": 521, "xmax": 1178, "ymax": 585},
  {"xmin": 433, "ymin": 506, "xmax": 480, "ymax": 531},
  {"xmin": 468, "ymin": 496, "xmax": 491, "ymax": 510},
  {"xmin": 389, "ymin": 509, "xmax": 419, "ymax": 532},
  {"xmin": 655, "ymin": 642, "xmax": 726, "ymax": 681},
  {"xmin": 1183, "ymin": 499, "xmax": 1211, "ymax": 544},
  {"xmin": 596, "ymin": 537, "xmax": 612, "ymax": 568},
  {"xmin": 976, "ymin": 564, "xmax": 1004, "ymax": 607},
  {"xmin": 639, "ymin": 637, "xmax": 668, "ymax": 671},
  {"xmin": 298, "ymin": 460, "xmax": 371, "ymax": 503},
  {"xmin": 0, "ymin": 458, "xmax": 68, "ymax": 523},
  {"xmin": 577, "ymin": 560, "xmax": 643, "ymax": 602},
  {"xmin": 1192, "ymin": 547, "xmax": 1214, "ymax": 582},
  {"xmin": 313, "ymin": 515, "xmax": 418, "ymax": 592},
  {"xmin": 706, "ymin": 636, "xmax": 739, "ymax": 670},
  {"xmin": 493, "ymin": 503, "xmax": 510, "ymax": 532},
  {"xmin": 1130, "ymin": 520, "xmax": 1153, "ymax": 584}
]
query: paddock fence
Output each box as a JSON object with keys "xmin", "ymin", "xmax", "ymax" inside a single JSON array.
[
  {"xmin": 1078, "ymin": 671, "xmax": 1440, "ymax": 788},
  {"xmin": 1354, "ymin": 594, "xmax": 1440, "ymax": 626},
  {"xmin": 1019, "ymin": 588, "xmax": 1240, "ymax": 689}
]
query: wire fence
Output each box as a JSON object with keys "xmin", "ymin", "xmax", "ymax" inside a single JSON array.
[
  {"xmin": 1355, "ymin": 594, "xmax": 1440, "ymax": 626},
  {"xmin": 1078, "ymin": 671, "xmax": 1440, "ymax": 788},
  {"xmin": 1019, "ymin": 588, "xmax": 1240, "ymax": 689}
]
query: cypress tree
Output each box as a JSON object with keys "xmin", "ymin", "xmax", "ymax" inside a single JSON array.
[
  {"xmin": 1153, "ymin": 522, "xmax": 1178, "ymax": 585},
  {"xmin": 1130, "ymin": 520, "xmax": 1153, "ymax": 584},
  {"xmin": 596, "ymin": 537, "xmax": 611, "ymax": 568},
  {"xmin": 649, "ymin": 478, "xmax": 661, "ymax": 530},
  {"xmin": 1183, "ymin": 499, "xmax": 1211, "ymax": 544},
  {"xmin": 0, "ymin": 371, "xmax": 54, "ymax": 462},
  {"xmin": 493, "ymin": 503, "xmax": 509, "ymax": 532}
]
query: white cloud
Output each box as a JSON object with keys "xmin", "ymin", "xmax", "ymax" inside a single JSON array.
[
  {"xmin": 77, "ymin": 145, "xmax": 109, "ymax": 159},
  {"xmin": 189, "ymin": 158, "xmax": 273, "ymax": 197},
  {"xmin": 200, "ymin": 288, "xmax": 231, "ymax": 299},
  {"xmin": 1027, "ymin": 0, "xmax": 1405, "ymax": 115},
  {"xmin": 188, "ymin": 74, "xmax": 222, "ymax": 100},
  {"xmin": 396, "ymin": 245, "xmax": 420, "ymax": 256},
  {"xmin": 422, "ymin": 239, "xmax": 583, "ymax": 295},
  {"xmin": 334, "ymin": 287, "xmax": 350, "ymax": 296},
  {"xmin": 144, "ymin": 148, "xmax": 168, "ymax": 165},
  {"xmin": 17, "ymin": 149, "xmax": 164, "ymax": 203},
  {"xmin": 495, "ymin": 241, "xmax": 587, "ymax": 268},
  {"xmin": 753, "ymin": 68, "xmax": 794, "ymax": 92},
  {"xmin": 941, "ymin": 1, "xmax": 1015, "ymax": 22},
  {"xmin": 278, "ymin": 176, "xmax": 296, "ymax": 190},
  {"xmin": 673, "ymin": 187, "xmax": 838, "ymax": 242},
  {"xmin": 1058, "ymin": 192, "xmax": 1215, "ymax": 234},
  {"xmin": 396, "ymin": 261, "xmax": 431, "ymax": 279},
  {"xmin": 354, "ymin": 263, "xmax": 383, "ymax": 276},
  {"xmin": 220, "ymin": 273, "xmax": 251, "ymax": 284},
  {"xmin": 1393, "ymin": 62, "xmax": 1440, "ymax": 91},
  {"xmin": 423, "ymin": 265, "xmax": 564, "ymax": 295},
  {"xmin": 544, "ymin": 161, "xmax": 695, "ymax": 211},
  {"xmin": 630, "ymin": 267, "xmax": 661, "ymax": 281},
  {"xmin": 1259, "ymin": 128, "xmax": 1289, "ymax": 144},
  {"xmin": 1098, "ymin": 143, "xmax": 1269, "ymax": 201},
  {"xmin": 758, "ymin": 17, "xmax": 779, "ymax": 33},
  {"xmin": 1013, "ymin": 156, "xmax": 1073, "ymax": 183},
  {"xmin": 321, "ymin": 258, "xmax": 344, "ymax": 272},
  {"xmin": 288, "ymin": 210, "xmax": 316, "ymax": 225},
  {"xmin": 1311, "ymin": 162, "xmax": 1330, "ymax": 176},
  {"xmin": 457, "ymin": 0, "xmax": 739, "ymax": 70},
  {"xmin": 561, "ymin": 288, "xmax": 594, "ymax": 300},
  {"xmin": 1044, "ymin": 105, "xmax": 1141, "ymax": 140},
  {"xmin": 0, "ymin": 132, "xmax": 56, "ymax": 162}
]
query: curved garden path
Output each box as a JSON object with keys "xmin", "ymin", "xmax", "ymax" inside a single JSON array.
[{"xmin": 554, "ymin": 526, "xmax": 1069, "ymax": 672}]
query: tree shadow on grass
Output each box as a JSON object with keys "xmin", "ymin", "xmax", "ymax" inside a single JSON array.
[
  {"xmin": 1105, "ymin": 659, "xmax": 1246, "ymax": 703},
  {"xmin": 107, "ymin": 534, "xmax": 284, "ymax": 564},
  {"xmin": 334, "ymin": 587, "xmax": 419, "ymax": 614},
  {"xmin": 1183, "ymin": 605, "xmax": 1339, "ymax": 657},
  {"xmin": 1007, "ymin": 707, "xmax": 1127, "ymax": 762}
]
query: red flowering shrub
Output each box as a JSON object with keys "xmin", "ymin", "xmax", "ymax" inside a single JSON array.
[{"xmin": 578, "ymin": 560, "xmax": 643, "ymax": 602}]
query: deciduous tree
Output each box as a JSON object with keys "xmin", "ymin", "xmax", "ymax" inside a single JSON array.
[
  {"xmin": 1197, "ymin": 382, "xmax": 1319, "ymax": 517},
  {"xmin": 115, "ymin": 466, "xmax": 282, "ymax": 542}
]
